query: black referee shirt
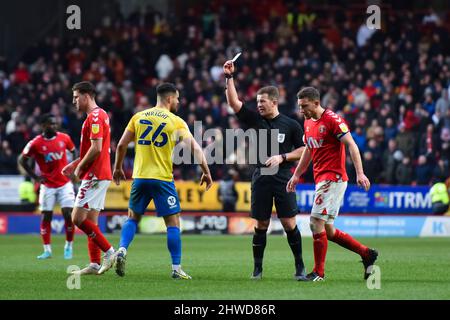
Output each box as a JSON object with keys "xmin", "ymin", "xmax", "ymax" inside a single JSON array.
[{"xmin": 235, "ymin": 104, "xmax": 304, "ymax": 171}]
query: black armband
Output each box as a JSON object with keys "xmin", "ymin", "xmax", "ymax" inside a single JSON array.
[{"xmin": 224, "ymin": 73, "xmax": 234, "ymax": 79}]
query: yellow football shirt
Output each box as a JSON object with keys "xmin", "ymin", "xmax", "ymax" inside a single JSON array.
[{"xmin": 126, "ymin": 107, "xmax": 192, "ymax": 181}]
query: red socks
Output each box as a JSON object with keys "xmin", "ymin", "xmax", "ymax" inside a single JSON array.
[
  {"xmin": 40, "ymin": 221, "xmax": 51, "ymax": 245},
  {"xmin": 313, "ymin": 231, "xmax": 328, "ymax": 277},
  {"xmin": 65, "ymin": 220, "xmax": 75, "ymax": 242},
  {"xmin": 78, "ymin": 219, "xmax": 111, "ymax": 252},
  {"xmin": 88, "ymin": 236, "xmax": 101, "ymax": 265},
  {"xmin": 329, "ymin": 229, "xmax": 369, "ymax": 258}
]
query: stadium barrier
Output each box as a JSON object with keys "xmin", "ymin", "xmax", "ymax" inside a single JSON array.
[
  {"xmin": 0, "ymin": 177, "xmax": 436, "ymax": 214},
  {"xmin": 296, "ymin": 184, "xmax": 433, "ymax": 214},
  {"xmin": 2, "ymin": 212, "xmax": 450, "ymax": 237},
  {"xmin": 104, "ymin": 181, "xmax": 252, "ymax": 211},
  {"xmin": 104, "ymin": 181, "xmax": 434, "ymax": 214}
]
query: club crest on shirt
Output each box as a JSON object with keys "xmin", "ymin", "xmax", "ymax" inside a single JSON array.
[
  {"xmin": 319, "ymin": 125, "xmax": 326, "ymax": 133},
  {"xmin": 92, "ymin": 124, "xmax": 100, "ymax": 134},
  {"xmin": 277, "ymin": 133, "xmax": 285, "ymax": 143}
]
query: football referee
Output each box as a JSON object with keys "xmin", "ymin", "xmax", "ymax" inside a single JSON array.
[{"xmin": 223, "ymin": 59, "xmax": 307, "ymax": 280}]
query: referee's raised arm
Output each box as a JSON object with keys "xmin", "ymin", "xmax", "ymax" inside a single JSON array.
[{"xmin": 223, "ymin": 60, "xmax": 243, "ymax": 113}]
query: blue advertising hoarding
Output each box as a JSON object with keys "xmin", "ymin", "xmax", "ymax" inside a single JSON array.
[{"xmin": 296, "ymin": 184, "xmax": 432, "ymax": 214}]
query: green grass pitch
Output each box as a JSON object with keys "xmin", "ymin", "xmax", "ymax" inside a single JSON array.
[{"xmin": 1, "ymin": 235, "xmax": 450, "ymax": 300}]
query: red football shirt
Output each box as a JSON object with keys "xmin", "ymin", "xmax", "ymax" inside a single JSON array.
[
  {"xmin": 303, "ymin": 109, "xmax": 349, "ymax": 183},
  {"xmin": 22, "ymin": 132, "xmax": 75, "ymax": 188},
  {"xmin": 79, "ymin": 107, "xmax": 112, "ymax": 180}
]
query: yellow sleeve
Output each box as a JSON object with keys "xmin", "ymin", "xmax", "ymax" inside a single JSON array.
[
  {"xmin": 126, "ymin": 114, "xmax": 138, "ymax": 133},
  {"xmin": 175, "ymin": 117, "xmax": 192, "ymax": 140}
]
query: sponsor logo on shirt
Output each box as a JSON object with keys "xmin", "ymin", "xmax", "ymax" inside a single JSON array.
[
  {"xmin": 306, "ymin": 137, "xmax": 324, "ymax": 149},
  {"xmin": 44, "ymin": 152, "xmax": 64, "ymax": 163}
]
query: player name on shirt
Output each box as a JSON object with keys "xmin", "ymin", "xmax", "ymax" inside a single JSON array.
[{"xmin": 142, "ymin": 109, "xmax": 169, "ymax": 119}]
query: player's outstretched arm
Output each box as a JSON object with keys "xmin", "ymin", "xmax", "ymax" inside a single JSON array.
[
  {"xmin": 184, "ymin": 136, "xmax": 213, "ymax": 191},
  {"xmin": 223, "ymin": 60, "xmax": 243, "ymax": 113},
  {"xmin": 286, "ymin": 147, "xmax": 312, "ymax": 192},
  {"xmin": 341, "ymin": 133, "xmax": 371, "ymax": 191},
  {"xmin": 113, "ymin": 130, "xmax": 134, "ymax": 185}
]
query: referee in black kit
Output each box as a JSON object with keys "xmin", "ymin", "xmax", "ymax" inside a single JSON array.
[{"xmin": 223, "ymin": 58, "xmax": 307, "ymax": 280}]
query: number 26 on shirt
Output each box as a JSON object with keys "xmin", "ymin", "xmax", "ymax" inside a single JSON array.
[{"xmin": 138, "ymin": 120, "xmax": 168, "ymax": 147}]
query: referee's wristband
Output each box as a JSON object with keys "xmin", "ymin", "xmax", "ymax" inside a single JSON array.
[
  {"xmin": 281, "ymin": 153, "xmax": 287, "ymax": 162},
  {"xmin": 224, "ymin": 73, "xmax": 234, "ymax": 79}
]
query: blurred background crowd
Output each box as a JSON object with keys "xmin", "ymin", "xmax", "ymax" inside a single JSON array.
[{"xmin": 0, "ymin": 0, "xmax": 449, "ymax": 186}]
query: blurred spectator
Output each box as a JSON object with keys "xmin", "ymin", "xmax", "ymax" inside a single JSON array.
[
  {"xmin": 419, "ymin": 123, "xmax": 439, "ymax": 159},
  {"xmin": 363, "ymin": 151, "xmax": 380, "ymax": 183},
  {"xmin": 384, "ymin": 117, "xmax": 397, "ymax": 142},
  {"xmin": 415, "ymin": 155, "xmax": 433, "ymax": 185},
  {"xmin": 351, "ymin": 126, "xmax": 366, "ymax": 153},
  {"xmin": 381, "ymin": 139, "xmax": 403, "ymax": 184},
  {"xmin": 434, "ymin": 89, "xmax": 449, "ymax": 124},
  {"xmin": 0, "ymin": 140, "xmax": 19, "ymax": 174},
  {"xmin": 395, "ymin": 123, "xmax": 416, "ymax": 159},
  {"xmin": 0, "ymin": 1, "xmax": 448, "ymax": 185},
  {"xmin": 433, "ymin": 159, "xmax": 449, "ymax": 181},
  {"xmin": 356, "ymin": 23, "xmax": 377, "ymax": 48},
  {"xmin": 217, "ymin": 169, "xmax": 238, "ymax": 212},
  {"xmin": 396, "ymin": 157, "xmax": 414, "ymax": 185},
  {"xmin": 155, "ymin": 54, "xmax": 174, "ymax": 80}
]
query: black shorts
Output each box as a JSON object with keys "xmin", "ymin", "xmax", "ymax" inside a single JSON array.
[{"xmin": 250, "ymin": 168, "xmax": 299, "ymax": 221}]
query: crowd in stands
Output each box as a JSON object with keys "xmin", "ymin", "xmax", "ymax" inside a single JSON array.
[{"xmin": 0, "ymin": 0, "xmax": 449, "ymax": 186}]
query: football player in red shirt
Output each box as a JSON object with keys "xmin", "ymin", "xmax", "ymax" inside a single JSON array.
[
  {"xmin": 287, "ymin": 87, "xmax": 378, "ymax": 281},
  {"xmin": 62, "ymin": 81, "xmax": 116, "ymax": 275},
  {"xmin": 18, "ymin": 114, "xmax": 76, "ymax": 260}
]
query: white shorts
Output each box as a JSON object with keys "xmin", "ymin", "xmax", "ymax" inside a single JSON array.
[
  {"xmin": 311, "ymin": 180, "xmax": 348, "ymax": 224},
  {"xmin": 39, "ymin": 182, "xmax": 75, "ymax": 212},
  {"xmin": 74, "ymin": 180, "xmax": 110, "ymax": 211}
]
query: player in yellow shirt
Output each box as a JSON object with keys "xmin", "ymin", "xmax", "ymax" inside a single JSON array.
[{"xmin": 112, "ymin": 83, "xmax": 213, "ymax": 279}]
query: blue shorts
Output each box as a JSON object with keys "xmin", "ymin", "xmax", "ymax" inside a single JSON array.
[{"xmin": 129, "ymin": 179, "xmax": 181, "ymax": 217}]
